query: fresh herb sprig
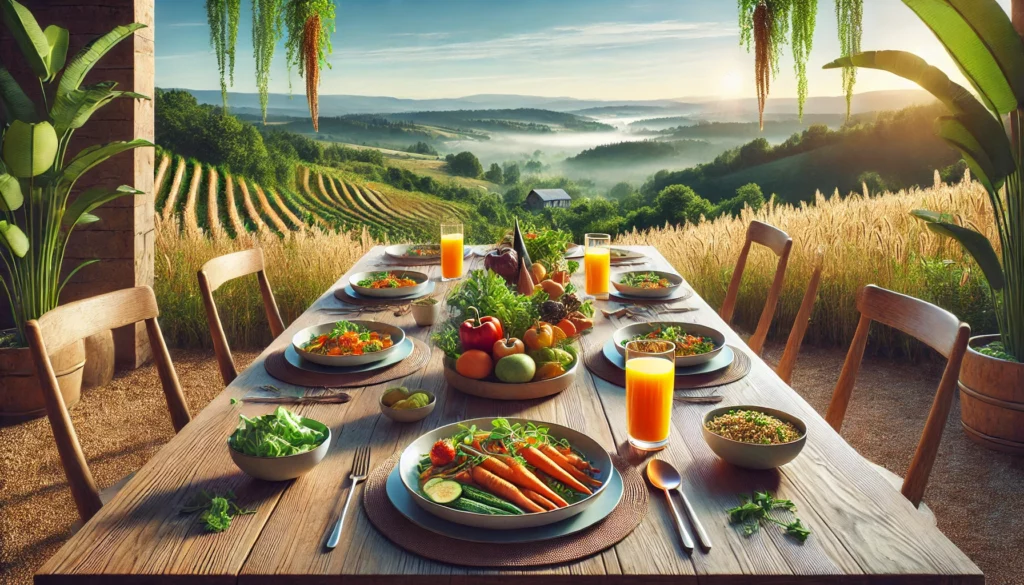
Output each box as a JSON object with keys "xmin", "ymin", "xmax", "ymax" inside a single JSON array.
[
  {"xmin": 181, "ymin": 490, "xmax": 256, "ymax": 533},
  {"xmin": 726, "ymin": 491, "xmax": 811, "ymax": 542}
]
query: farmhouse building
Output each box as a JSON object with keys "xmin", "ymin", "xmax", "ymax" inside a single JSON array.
[{"xmin": 525, "ymin": 189, "xmax": 572, "ymax": 210}]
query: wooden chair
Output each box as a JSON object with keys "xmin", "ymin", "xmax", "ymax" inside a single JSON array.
[
  {"xmin": 720, "ymin": 220, "xmax": 793, "ymax": 355},
  {"xmin": 26, "ymin": 286, "xmax": 192, "ymax": 523},
  {"xmin": 825, "ymin": 284, "xmax": 970, "ymax": 518},
  {"xmin": 198, "ymin": 248, "xmax": 285, "ymax": 385},
  {"xmin": 774, "ymin": 247, "xmax": 825, "ymax": 384}
]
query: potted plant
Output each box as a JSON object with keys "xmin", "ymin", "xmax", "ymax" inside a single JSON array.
[
  {"xmin": 0, "ymin": 0, "xmax": 151, "ymax": 418},
  {"xmin": 825, "ymin": 0, "xmax": 1024, "ymax": 452}
]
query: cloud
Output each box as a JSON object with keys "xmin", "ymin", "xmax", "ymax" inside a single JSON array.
[
  {"xmin": 165, "ymin": 21, "xmax": 207, "ymax": 28},
  {"xmin": 157, "ymin": 50, "xmax": 212, "ymax": 61},
  {"xmin": 342, "ymin": 20, "xmax": 737, "ymax": 63},
  {"xmin": 390, "ymin": 32, "xmax": 451, "ymax": 39}
]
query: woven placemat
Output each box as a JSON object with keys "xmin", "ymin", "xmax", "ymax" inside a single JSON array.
[
  {"xmin": 264, "ymin": 338, "xmax": 431, "ymax": 388},
  {"xmin": 333, "ymin": 285, "xmax": 433, "ymax": 306},
  {"xmin": 363, "ymin": 453, "xmax": 647, "ymax": 567},
  {"xmin": 584, "ymin": 342, "xmax": 751, "ymax": 390},
  {"xmin": 608, "ymin": 287, "xmax": 694, "ymax": 305}
]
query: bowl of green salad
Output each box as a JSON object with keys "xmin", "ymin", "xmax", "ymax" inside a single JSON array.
[
  {"xmin": 611, "ymin": 270, "xmax": 683, "ymax": 298},
  {"xmin": 227, "ymin": 406, "xmax": 331, "ymax": 481}
]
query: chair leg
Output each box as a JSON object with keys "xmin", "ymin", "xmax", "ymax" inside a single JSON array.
[
  {"xmin": 826, "ymin": 314, "xmax": 871, "ymax": 433},
  {"xmin": 145, "ymin": 318, "xmax": 191, "ymax": 432}
]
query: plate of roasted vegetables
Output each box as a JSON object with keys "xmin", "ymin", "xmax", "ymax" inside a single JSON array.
[
  {"xmin": 349, "ymin": 270, "xmax": 430, "ymax": 298},
  {"xmin": 292, "ymin": 320, "xmax": 406, "ymax": 367},
  {"xmin": 398, "ymin": 418, "xmax": 614, "ymax": 529},
  {"xmin": 613, "ymin": 321, "xmax": 726, "ymax": 367},
  {"xmin": 611, "ymin": 270, "xmax": 684, "ymax": 298}
]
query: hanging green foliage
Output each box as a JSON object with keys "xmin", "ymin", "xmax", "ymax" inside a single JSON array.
[
  {"xmin": 791, "ymin": 0, "xmax": 816, "ymax": 119},
  {"xmin": 205, "ymin": 0, "xmax": 241, "ymax": 110},
  {"xmin": 836, "ymin": 0, "xmax": 863, "ymax": 118},
  {"xmin": 283, "ymin": 0, "xmax": 335, "ymax": 132},
  {"xmin": 252, "ymin": 0, "xmax": 284, "ymax": 123}
]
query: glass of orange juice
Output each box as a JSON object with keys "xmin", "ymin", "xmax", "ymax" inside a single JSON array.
[
  {"xmin": 584, "ymin": 233, "xmax": 611, "ymax": 299},
  {"xmin": 625, "ymin": 340, "xmax": 676, "ymax": 450},
  {"xmin": 440, "ymin": 221, "xmax": 464, "ymax": 281}
]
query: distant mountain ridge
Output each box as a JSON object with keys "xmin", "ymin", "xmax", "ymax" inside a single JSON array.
[{"xmin": 178, "ymin": 88, "xmax": 933, "ymax": 118}]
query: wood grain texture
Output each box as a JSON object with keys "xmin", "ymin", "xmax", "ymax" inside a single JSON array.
[
  {"xmin": 775, "ymin": 247, "xmax": 824, "ymax": 385},
  {"xmin": 36, "ymin": 248, "xmax": 982, "ymax": 585}
]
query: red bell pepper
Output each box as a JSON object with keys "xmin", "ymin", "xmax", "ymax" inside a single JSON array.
[{"xmin": 459, "ymin": 306, "xmax": 503, "ymax": 352}]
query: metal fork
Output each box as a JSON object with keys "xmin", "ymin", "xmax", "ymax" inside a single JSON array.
[{"xmin": 325, "ymin": 444, "xmax": 371, "ymax": 549}]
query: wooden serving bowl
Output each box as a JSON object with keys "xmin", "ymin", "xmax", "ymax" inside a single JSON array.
[{"xmin": 443, "ymin": 357, "xmax": 578, "ymax": 400}]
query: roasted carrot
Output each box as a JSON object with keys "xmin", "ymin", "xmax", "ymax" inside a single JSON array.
[
  {"xmin": 479, "ymin": 455, "xmax": 517, "ymax": 482},
  {"xmin": 519, "ymin": 446, "xmax": 592, "ymax": 495},
  {"xmin": 539, "ymin": 444, "xmax": 602, "ymax": 488},
  {"xmin": 471, "ymin": 466, "xmax": 545, "ymax": 513},
  {"xmin": 557, "ymin": 447, "xmax": 600, "ymax": 473},
  {"xmin": 501, "ymin": 456, "xmax": 570, "ymax": 507},
  {"xmin": 522, "ymin": 488, "xmax": 557, "ymax": 511},
  {"xmin": 454, "ymin": 469, "xmax": 473, "ymax": 484}
]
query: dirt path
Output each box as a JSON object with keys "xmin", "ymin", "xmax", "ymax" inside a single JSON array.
[
  {"xmin": 253, "ymin": 183, "xmax": 290, "ymax": 234},
  {"xmin": 237, "ymin": 178, "xmax": 266, "ymax": 233},
  {"xmin": 206, "ymin": 166, "xmax": 223, "ymax": 238},
  {"xmin": 181, "ymin": 161, "xmax": 202, "ymax": 235},
  {"xmin": 153, "ymin": 154, "xmax": 171, "ymax": 208},
  {"xmin": 224, "ymin": 174, "xmax": 246, "ymax": 236},
  {"xmin": 159, "ymin": 158, "xmax": 186, "ymax": 223}
]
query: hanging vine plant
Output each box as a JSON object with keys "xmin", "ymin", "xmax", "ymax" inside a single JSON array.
[
  {"xmin": 205, "ymin": 0, "xmax": 334, "ymax": 128},
  {"xmin": 205, "ymin": 0, "xmax": 241, "ymax": 110},
  {"xmin": 738, "ymin": 0, "xmax": 861, "ymax": 128}
]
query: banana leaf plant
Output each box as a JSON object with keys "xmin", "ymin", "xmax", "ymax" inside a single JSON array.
[
  {"xmin": 824, "ymin": 0, "xmax": 1024, "ymax": 362},
  {"xmin": 0, "ymin": 0, "xmax": 152, "ymax": 347}
]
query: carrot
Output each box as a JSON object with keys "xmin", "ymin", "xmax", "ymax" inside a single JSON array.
[
  {"xmin": 500, "ymin": 456, "xmax": 570, "ymax": 508},
  {"xmin": 454, "ymin": 469, "xmax": 473, "ymax": 484},
  {"xmin": 538, "ymin": 444, "xmax": 602, "ymax": 488},
  {"xmin": 471, "ymin": 466, "xmax": 545, "ymax": 513},
  {"xmin": 479, "ymin": 455, "xmax": 517, "ymax": 482},
  {"xmin": 522, "ymin": 488, "xmax": 557, "ymax": 511},
  {"xmin": 519, "ymin": 446, "xmax": 592, "ymax": 495},
  {"xmin": 557, "ymin": 447, "xmax": 600, "ymax": 473}
]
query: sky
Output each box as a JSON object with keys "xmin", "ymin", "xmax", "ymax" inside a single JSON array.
[{"xmin": 155, "ymin": 0, "xmax": 1014, "ymax": 101}]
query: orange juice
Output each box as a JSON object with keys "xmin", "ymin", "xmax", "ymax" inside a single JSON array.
[
  {"xmin": 625, "ymin": 356, "xmax": 674, "ymax": 448},
  {"xmin": 585, "ymin": 246, "xmax": 610, "ymax": 298},
  {"xmin": 440, "ymin": 232, "xmax": 464, "ymax": 279}
]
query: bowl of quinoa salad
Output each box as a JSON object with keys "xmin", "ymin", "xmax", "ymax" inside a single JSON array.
[{"xmin": 702, "ymin": 406, "xmax": 806, "ymax": 469}]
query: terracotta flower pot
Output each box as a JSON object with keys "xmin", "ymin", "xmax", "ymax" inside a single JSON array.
[
  {"xmin": 958, "ymin": 334, "xmax": 1024, "ymax": 454},
  {"xmin": 0, "ymin": 332, "xmax": 85, "ymax": 421}
]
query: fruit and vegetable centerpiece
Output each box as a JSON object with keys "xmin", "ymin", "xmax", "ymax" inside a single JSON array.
[{"xmin": 433, "ymin": 220, "xmax": 594, "ymax": 387}]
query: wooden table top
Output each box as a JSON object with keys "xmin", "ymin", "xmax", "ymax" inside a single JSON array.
[{"xmin": 36, "ymin": 246, "xmax": 983, "ymax": 585}]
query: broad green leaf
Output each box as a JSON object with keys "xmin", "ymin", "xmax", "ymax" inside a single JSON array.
[
  {"xmin": 42, "ymin": 25, "xmax": 69, "ymax": 82},
  {"xmin": 57, "ymin": 23, "xmax": 145, "ymax": 99},
  {"xmin": 0, "ymin": 172, "xmax": 22, "ymax": 211},
  {"xmin": 911, "ymin": 209, "xmax": 1005, "ymax": 289},
  {"xmin": 50, "ymin": 82, "xmax": 146, "ymax": 136},
  {"xmin": 0, "ymin": 66, "xmax": 37, "ymax": 122},
  {"xmin": 0, "ymin": 219, "xmax": 28, "ymax": 257},
  {"xmin": 824, "ymin": 50, "xmax": 1014, "ymax": 182},
  {"xmin": 904, "ymin": 0, "xmax": 1024, "ymax": 115},
  {"xmin": 0, "ymin": 0, "xmax": 49, "ymax": 79},
  {"xmin": 935, "ymin": 116, "xmax": 1000, "ymax": 192},
  {"xmin": 62, "ymin": 185, "xmax": 141, "ymax": 229},
  {"xmin": 56, "ymin": 139, "xmax": 153, "ymax": 199},
  {"xmin": 1, "ymin": 120, "xmax": 57, "ymax": 177}
]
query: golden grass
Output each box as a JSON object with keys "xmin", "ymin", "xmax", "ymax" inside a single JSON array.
[
  {"xmin": 618, "ymin": 174, "xmax": 998, "ymax": 354},
  {"xmin": 155, "ymin": 218, "xmax": 376, "ymax": 349}
]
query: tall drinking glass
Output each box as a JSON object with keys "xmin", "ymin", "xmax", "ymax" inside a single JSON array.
[
  {"xmin": 440, "ymin": 221, "xmax": 464, "ymax": 281},
  {"xmin": 625, "ymin": 340, "xmax": 675, "ymax": 451},
  {"xmin": 585, "ymin": 233, "xmax": 611, "ymax": 299}
]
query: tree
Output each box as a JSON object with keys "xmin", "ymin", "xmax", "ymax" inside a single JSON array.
[
  {"xmin": 608, "ymin": 182, "xmax": 635, "ymax": 200},
  {"xmin": 446, "ymin": 151, "xmax": 483, "ymax": 178},
  {"xmin": 684, "ymin": 198, "xmax": 714, "ymax": 224},
  {"xmin": 856, "ymin": 171, "xmax": 889, "ymax": 195},
  {"xmin": 502, "ymin": 162, "xmax": 520, "ymax": 185},
  {"xmin": 655, "ymin": 184, "xmax": 699, "ymax": 224},
  {"xmin": 524, "ymin": 160, "xmax": 543, "ymax": 173},
  {"xmin": 484, "ymin": 163, "xmax": 503, "ymax": 183}
]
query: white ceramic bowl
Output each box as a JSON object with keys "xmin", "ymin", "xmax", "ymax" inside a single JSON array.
[
  {"xmin": 292, "ymin": 320, "xmax": 406, "ymax": 367},
  {"xmin": 399, "ymin": 418, "xmax": 613, "ymax": 529},
  {"xmin": 380, "ymin": 390, "xmax": 436, "ymax": 422},
  {"xmin": 611, "ymin": 271, "xmax": 683, "ymax": 299},
  {"xmin": 612, "ymin": 321, "xmax": 726, "ymax": 367},
  {"xmin": 349, "ymin": 270, "xmax": 430, "ymax": 299},
  {"xmin": 702, "ymin": 405, "xmax": 807, "ymax": 470},
  {"xmin": 228, "ymin": 417, "xmax": 330, "ymax": 481}
]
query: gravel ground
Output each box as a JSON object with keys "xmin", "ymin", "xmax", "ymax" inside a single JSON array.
[{"xmin": 1, "ymin": 345, "xmax": 1022, "ymax": 585}]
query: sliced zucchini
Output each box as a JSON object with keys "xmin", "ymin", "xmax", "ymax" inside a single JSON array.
[
  {"xmin": 423, "ymin": 479, "xmax": 462, "ymax": 504},
  {"xmin": 461, "ymin": 485, "xmax": 523, "ymax": 515},
  {"xmin": 447, "ymin": 497, "xmax": 511, "ymax": 515},
  {"xmin": 422, "ymin": 477, "xmax": 444, "ymax": 491}
]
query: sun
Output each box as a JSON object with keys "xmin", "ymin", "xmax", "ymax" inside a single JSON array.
[{"xmin": 719, "ymin": 70, "xmax": 745, "ymax": 97}]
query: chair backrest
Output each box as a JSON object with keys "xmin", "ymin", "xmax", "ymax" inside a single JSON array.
[
  {"xmin": 720, "ymin": 220, "xmax": 793, "ymax": 355},
  {"xmin": 197, "ymin": 248, "xmax": 285, "ymax": 385},
  {"xmin": 775, "ymin": 247, "xmax": 825, "ymax": 384},
  {"xmin": 825, "ymin": 284, "xmax": 970, "ymax": 507},
  {"xmin": 26, "ymin": 286, "xmax": 191, "ymax": 522}
]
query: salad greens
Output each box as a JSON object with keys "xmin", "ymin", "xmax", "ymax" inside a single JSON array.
[
  {"xmin": 180, "ymin": 490, "xmax": 255, "ymax": 533},
  {"xmin": 228, "ymin": 406, "xmax": 327, "ymax": 457},
  {"xmin": 621, "ymin": 325, "xmax": 716, "ymax": 357},
  {"xmin": 445, "ymin": 269, "xmax": 541, "ymax": 340},
  {"xmin": 620, "ymin": 272, "xmax": 673, "ymax": 289},
  {"xmin": 726, "ymin": 491, "xmax": 811, "ymax": 542}
]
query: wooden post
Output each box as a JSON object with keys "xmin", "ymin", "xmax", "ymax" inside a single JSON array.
[{"xmin": 0, "ymin": 0, "xmax": 155, "ymax": 369}]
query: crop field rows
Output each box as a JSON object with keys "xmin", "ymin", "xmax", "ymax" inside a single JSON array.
[{"xmin": 153, "ymin": 153, "xmax": 471, "ymax": 241}]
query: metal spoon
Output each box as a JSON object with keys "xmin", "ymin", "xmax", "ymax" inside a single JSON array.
[{"xmin": 647, "ymin": 459, "xmax": 712, "ymax": 551}]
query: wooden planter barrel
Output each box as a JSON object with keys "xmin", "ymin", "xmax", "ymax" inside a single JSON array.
[
  {"xmin": 959, "ymin": 334, "xmax": 1024, "ymax": 454},
  {"xmin": 0, "ymin": 336, "xmax": 85, "ymax": 421}
]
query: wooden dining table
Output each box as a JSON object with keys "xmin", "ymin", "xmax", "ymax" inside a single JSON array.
[{"xmin": 36, "ymin": 245, "xmax": 983, "ymax": 584}]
